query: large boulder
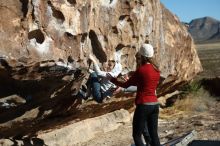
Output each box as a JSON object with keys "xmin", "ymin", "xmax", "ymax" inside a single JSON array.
[{"xmin": 0, "ymin": 0, "xmax": 202, "ymax": 139}]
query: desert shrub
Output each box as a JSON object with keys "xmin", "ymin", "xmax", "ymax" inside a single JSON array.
[
  {"xmin": 181, "ymin": 80, "xmax": 202, "ymax": 95},
  {"xmin": 174, "ymin": 87, "xmax": 214, "ymax": 113},
  {"xmin": 160, "ymin": 79, "xmax": 217, "ymax": 117}
]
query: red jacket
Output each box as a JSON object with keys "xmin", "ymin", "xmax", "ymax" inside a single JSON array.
[{"xmin": 111, "ymin": 63, "xmax": 160, "ymax": 105}]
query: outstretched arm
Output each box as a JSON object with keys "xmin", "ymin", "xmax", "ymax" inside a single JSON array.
[
  {"xmin": 110, "ymin": 71, "xmax": 138, "ymax": 88},
  {"xmin": 89, "ymin": 54, "xmax": 108, "ymax": 77}
]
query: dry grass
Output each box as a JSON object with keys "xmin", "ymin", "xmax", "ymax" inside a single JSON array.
[
  {"xmin": 159, "ymin": 108, "xmax": 185, "ymax": 120},
  {"xmin": 172, "ymin": 88, "xmax": 214, "ymax": 113},
  {"xmin": 196, "ymin": 42, "xmax": 220, "ymax": 78},
  {"xmin": 160, "ymin": 87, "xmax": 215, "ymax": 120},
  {"xmin": 196, "ymin": 41, "xmax": 220, "ymax": 50}
]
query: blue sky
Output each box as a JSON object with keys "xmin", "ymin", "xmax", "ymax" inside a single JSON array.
[{"xmin": 160, "ymin": 0, "xmax": 220, "ymax": 22}]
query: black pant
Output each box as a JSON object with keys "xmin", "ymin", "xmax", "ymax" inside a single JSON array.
[{"xmin": 132, "ymin": 104, "xmax": 160, "ymax": 146}]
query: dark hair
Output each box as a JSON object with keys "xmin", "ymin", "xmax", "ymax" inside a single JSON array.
[{"xmin": 141, "ymin": 56, "xmax": 160, "ymax": 72}]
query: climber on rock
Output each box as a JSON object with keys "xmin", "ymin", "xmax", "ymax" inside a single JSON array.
[{"xmin": 78, "ymin": 53, "xmax": 122, "ymax": 103}]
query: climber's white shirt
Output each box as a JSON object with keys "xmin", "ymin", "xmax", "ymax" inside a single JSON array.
[{"xmin": 90, "ymin": 62, "xmax": 122, "ymax": 94}]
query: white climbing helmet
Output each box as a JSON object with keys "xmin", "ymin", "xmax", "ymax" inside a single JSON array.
[{"xmin": 139, "ymin": 43, "xmax": 154, "ymax": 58}]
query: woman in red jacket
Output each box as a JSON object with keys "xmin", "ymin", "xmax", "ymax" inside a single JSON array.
[{"xmin": 111, "ymin": 43, "xmax": 161, "ymax": 146}]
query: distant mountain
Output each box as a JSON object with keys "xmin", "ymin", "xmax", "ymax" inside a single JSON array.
[{"xmin": 188, "ymin": 17, "xmax": 220, "ymax": 43}]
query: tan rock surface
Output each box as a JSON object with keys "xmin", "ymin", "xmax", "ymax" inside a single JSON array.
[
  {"xmin": 0, "ymin": 0, "xmax": 201, "ymax": 77},
  {"xmin": 37, "ymin": 109, "xmax": 131, "ymax": 146}
]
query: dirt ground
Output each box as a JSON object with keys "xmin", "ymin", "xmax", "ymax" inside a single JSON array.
[{"xmin": 77, "ymin": 97, "xmax": 220, "ymax": 146}]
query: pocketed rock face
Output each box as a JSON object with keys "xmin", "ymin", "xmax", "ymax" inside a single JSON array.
[
  {"xmin": 0, "ymin": 0, "xmax": 201, "ymax": 80},
  {"xmin": 0, "ymin": 0, "xmax": 202, "ymax": 140},
  {"xmin": 0, "ymin": 0, "xmax": 202, "ymax": 75}
]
